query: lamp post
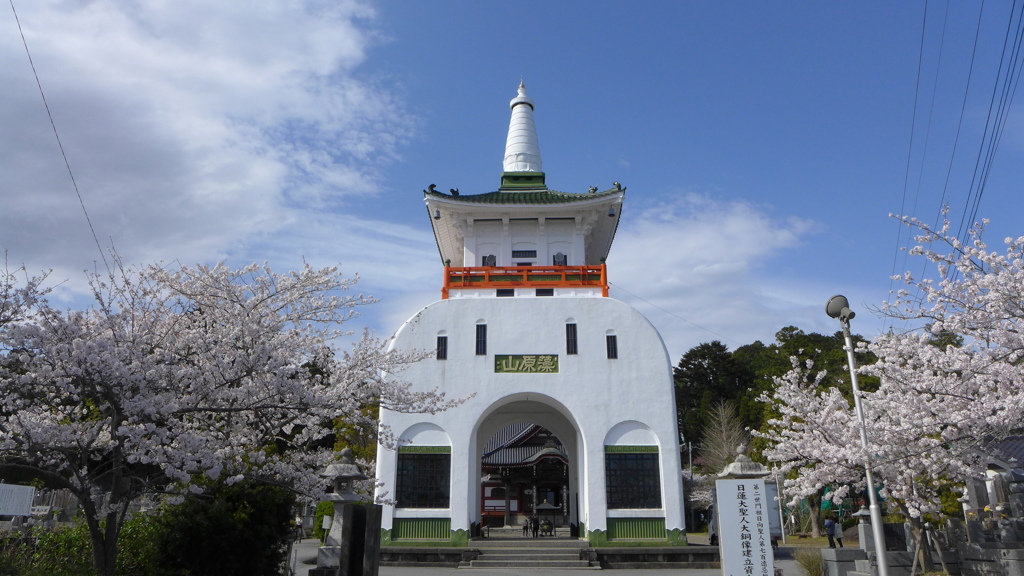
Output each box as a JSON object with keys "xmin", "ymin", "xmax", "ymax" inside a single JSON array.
[{"xmin": 826, "ymin": 295, "xmax": 889, "ymax": 576}]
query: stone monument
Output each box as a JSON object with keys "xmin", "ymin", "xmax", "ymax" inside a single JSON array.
[{"xmin": 310, "ymin": 448, "xmax": 382, "ymax": 576}]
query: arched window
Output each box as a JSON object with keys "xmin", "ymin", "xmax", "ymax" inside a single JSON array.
[
  {"xmin": 476, "ymin": 322, "xmax": 487, "ymax": 356},
  {"xmin": 604, "ymin": 446, "xmax": 661, "ymax": 509},
  {"xmin": 436, "ymin": 331, "xmax": 448, "ymax": 360},
  {"xmin": 566, "ymin": 322, "xmax": 578, "ymax": 355}
]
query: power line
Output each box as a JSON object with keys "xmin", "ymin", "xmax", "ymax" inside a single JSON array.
[
  {"xmin": 886, "ymin": 0, "xmax": 930, "ymax": 332},
  {"xmin": 9, "ymin": 0, "xmax": 109, "ymax": 272},
  {"xmin": 934, "ymin": 0, "xmax": 985, "ymax": 222},
  {"xmin": 958, "ymin": 0, "xmax": 1024, "ymax": 242},
  {"xmin": 608, "ymin": 281, "xmax": 743, "ymax": 347}
]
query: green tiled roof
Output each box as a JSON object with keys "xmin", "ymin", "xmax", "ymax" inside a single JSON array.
[{"xmin": 424, "ymin": 187, "xmax": 622, "ymax": 205}]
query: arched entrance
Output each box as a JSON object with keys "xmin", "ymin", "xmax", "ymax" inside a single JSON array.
[
  {"xmin": 481, "ymin": 425, "xmax": 568, "ymax": 530},
  {"xmin": 473, "ymin": 396, "xmax": 582, "ymax": 538}
]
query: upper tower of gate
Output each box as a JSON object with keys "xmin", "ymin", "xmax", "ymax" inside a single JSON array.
[{"xmin": 423, "ymin": 82, "xmax": 625, "ymax": 299}]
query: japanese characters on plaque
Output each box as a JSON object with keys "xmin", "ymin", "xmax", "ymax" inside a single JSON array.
[
  {"xmin": 494, "ymin": 354, "xmax": 558, "ymax": 373},
  {"xmin": 715, "ymin": 478, "xmax": 774, "ymax": 576}
]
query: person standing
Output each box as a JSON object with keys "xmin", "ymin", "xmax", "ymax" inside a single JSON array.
[
  {"xmin": 531, "ymin": 515, "xmax": 539, "ymax": 538},
  {"xmin": 834, "ymin": 517, "xmax": 844, "ymax": 548},
  {"xmin": 824, "ymin": 515, "xmax": 837, "ymax": 548}
]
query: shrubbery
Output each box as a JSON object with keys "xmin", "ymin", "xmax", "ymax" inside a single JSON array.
[
  {"xmin": 153, "ymin": 480, "xmax": 296, "ymax": 576},
  {"xmin": 1, "ymin": 518, "xmax": 153, "ymax": 576},
  {"xmin": 313, "ymin": 501, "xmax": 335, "ymax": 542},
  {"xmin": 0, "ymin": 480, "xmax": 296, "ymax": 576}
]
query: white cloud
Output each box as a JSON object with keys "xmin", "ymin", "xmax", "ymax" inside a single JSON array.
[
  {"xmin": 0, "ymin": 0, "xmax": 410, "ymax": 296},
  {"xmin": 607, "ymin": 193, "xmax": 826, "ymax": 357}
]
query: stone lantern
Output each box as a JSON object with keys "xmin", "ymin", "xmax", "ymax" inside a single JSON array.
[
  {"xmin": 310, "ymin": 448, "xmax": 381, "ymax": 576},
  {"xmin": 323, "ymin": 448, "xmax": 368, "ymax": 503}
]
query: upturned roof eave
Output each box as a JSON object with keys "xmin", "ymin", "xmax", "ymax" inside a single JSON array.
[
  {"xmin": 425, "ymin": 188, "xmax": 624, "ymax": 267},
  {"xmin": 423, "ymin": 187, "xmax": 623, "ymax": 208}
]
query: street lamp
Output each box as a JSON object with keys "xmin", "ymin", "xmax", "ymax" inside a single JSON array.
[{"xmin": 826, "ymin": 295, "xmax": 889, "ymax": 576}]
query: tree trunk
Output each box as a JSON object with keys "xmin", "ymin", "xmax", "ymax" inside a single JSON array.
[
  {"xmin": 85, "ymin": 508, "xmax": 123, "ymax": 576},
  {"xmin": 82, "ymin": 436, "xmax": 128, "ymax": 576},
  {"xmin": 906, "ymin": 516, "xmax": 934, "ymax": 573},
  {"xmin": 807, "ymin": 491, "xmax": 822, "ymax": 537}
]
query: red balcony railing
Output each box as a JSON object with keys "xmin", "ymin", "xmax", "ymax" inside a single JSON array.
[{"xmin": 442, "ymin": 264, "xmax": 608, "ymax": 299}]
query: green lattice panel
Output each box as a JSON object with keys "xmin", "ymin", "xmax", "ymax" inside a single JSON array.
[
  {"xmin": 606, "ymin": 517, "xmax": 666, "ymax": 540},
  {"xmin": 392, "ymin": 518, "xmax": 452, "ymax": 540},
  {"xmin": 397, "ymin": 445, "xmax": 451, "ymax": 454}
]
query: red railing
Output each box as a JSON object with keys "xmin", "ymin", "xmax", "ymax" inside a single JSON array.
[{"xmin": 442, "ymin": 264, "xmax": 608, "ymax": 299}]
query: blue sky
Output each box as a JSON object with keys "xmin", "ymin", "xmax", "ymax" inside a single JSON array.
[{"xmin": 2, "ymin": 1, "xmax": 1023, "ymax": 361}]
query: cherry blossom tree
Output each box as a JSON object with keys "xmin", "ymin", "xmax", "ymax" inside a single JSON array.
[
  {"xmin": 757, "ymin": 215, "xmax": 1024, "ymax": 569},
  {"xmin": 0, "ymin": 260, "xmax": 459, "ymax": 576}
]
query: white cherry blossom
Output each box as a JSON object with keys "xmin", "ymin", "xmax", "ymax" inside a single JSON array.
[{"xmin": 0, "ymin": 260, "xmax": 459, "ymax": 576}]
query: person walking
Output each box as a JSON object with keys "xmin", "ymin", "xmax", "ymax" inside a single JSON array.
[{"xmin": 824, "ymin": 515, "xmax": 837, "ymax": 548}]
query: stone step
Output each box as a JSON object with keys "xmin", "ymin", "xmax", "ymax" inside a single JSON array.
[
  {"xmin": 466, "ymin": 559, "xmax": 597, "ymax": 569},
  {"xmin": 476, "ymin": 553, "xmax": 582, "ymax": 561},
  {"xmin": 464, "ymin": 538, "xmax": 597, "ymax": 570},
  {"xmin": 476, "ymin": 547, "xmax": 583, "ymax": 554},
  {"xmin": 474, "ymin": 539, "xmax": 586, "ymax": 549}
]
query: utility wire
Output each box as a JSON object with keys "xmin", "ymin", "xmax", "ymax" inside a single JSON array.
[
  {"xmin": 9, "ymin": 0, "xmax": 109, "ymax": 273},
  {"xmin": 609, "ymin": 281, "xmax": 743, "ymax": 347},
  {"xmin": 935, "ymin": 0, "xmax": 985, "ymax": 221},
  {"xmin": 974, "ymin": 2, "xmax": 1024, "ymax": 221},
  {"xmin": 911, "ymin": 0, "xmax": 949, "ymax": 226},
  {"xmin": 886, "ymin": 0, "xmax": 930, "ymax": 332},
  {"xmin": 956, "ymin": 0, "xmax": 1024, "ymax": 247}
]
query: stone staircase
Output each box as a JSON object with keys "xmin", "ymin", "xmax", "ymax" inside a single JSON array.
[
  {"xmin": 847, "ymin": 558, "xmax": 872, "ymax": 576},
  {"xmin": 463, "ymin": 533, "xmax": 598, "ymax": 569}
]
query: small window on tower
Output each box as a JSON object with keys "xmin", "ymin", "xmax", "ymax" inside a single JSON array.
[
  {"xmin": 476, "ymin": 324, "xmax": 487, "ymax": 356},
  {"xmin": 535, "ymin": 288, "xmax": 554, "ymax": 297},
  {"xmin": 436, "ymin": 336, "xmax": 448, "ymax": 360},
  {"xmin": 496, "ymin": 289, "xmax": 515, "ymax": 297},
  {"xmin": 482, "ymin": 255, "xmax": 497, "ymax": 267},
  {"xmin": 606, "ymin": 334, "xmax": 619, "ymax": 359},
  {"xmin": 566, "ymin": 323, "xmax": 578, "ymax": 355},
  {"xmin": 553, "ymin": 252, "xmax": 568, "ymax": 266},
  {"xmin": 512, "ymin": 250, "xmax": 537, "ymax": 259}
]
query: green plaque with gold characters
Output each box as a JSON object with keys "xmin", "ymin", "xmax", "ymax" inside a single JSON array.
[{"xmin": 494, "ymin": 354, "xmax": 558, "ymax": 373}]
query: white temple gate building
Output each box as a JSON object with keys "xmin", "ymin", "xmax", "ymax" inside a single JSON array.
[{"xmin": 375, "ymin": 83, "xmax": 686, "ymax": 546}]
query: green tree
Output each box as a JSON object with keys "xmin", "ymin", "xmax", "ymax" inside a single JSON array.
[{"xmin": 673, "ymin": 341, "xmax": 753, "ymax": 450}]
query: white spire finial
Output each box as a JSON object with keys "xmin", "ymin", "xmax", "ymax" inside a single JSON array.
[{"xmin": 503, "ymin": 81, "xmax": 542, "ymax": 173}]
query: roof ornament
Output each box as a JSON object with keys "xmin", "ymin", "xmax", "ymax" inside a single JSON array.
[
  {"xmin": 503, "ymin": 81, "xmax": 542, "ymax": 173},
  {"xmin": 612, "ymin": 181, "xmax": 626, "ymax": 192},
  {"xmin": 450, "ymin": 188, "xmax": 459, "ymax": 196},
  {"xmin": 424, "ymin": 183, "xmax": 437, "ymax": 194},
  {"xmin": 588, "ymin": 186, "xmax": 597, "ymax": 194},
  {"xmin": 718, "ymin": 443, "xmax": 770, "ymax": 479}
]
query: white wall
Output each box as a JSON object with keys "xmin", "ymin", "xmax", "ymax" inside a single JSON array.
[
  {"xmin": 376, "ymin": 295, "xmax": 686, "ymax": 534},
  {"xmin": 466, "ymin": 217, "xmax": 584, "ymax": 267}
]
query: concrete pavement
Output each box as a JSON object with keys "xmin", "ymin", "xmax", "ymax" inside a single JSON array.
[{"xmin": 288, "ymin": 538, "xmax": 805, "ymax": 575}]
